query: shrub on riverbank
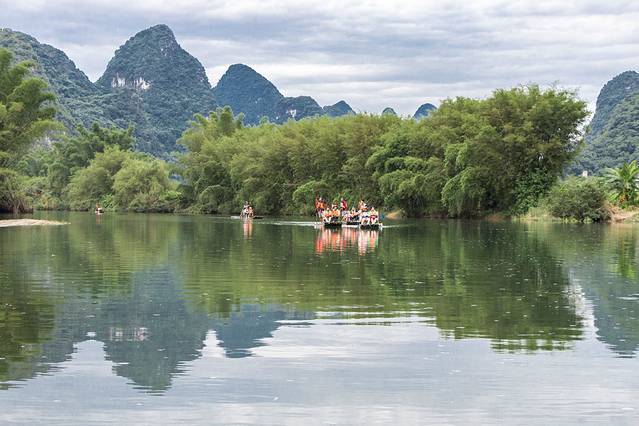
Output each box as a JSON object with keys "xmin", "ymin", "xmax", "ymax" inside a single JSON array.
[
  {"xmin": 0, "ymin": 168, "xmax": 31, "ymax": 213},
  {"xmin": 65, "ymin": 146, "xmax": 178, "ymax": 212},
  {"xmin": 544, "ymin": 177, "xmax": 610, "ymax": 222}
]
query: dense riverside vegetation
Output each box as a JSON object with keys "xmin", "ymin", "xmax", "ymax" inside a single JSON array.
[
  {"xmin": 18, "ymin": 123, "xmax": 179, "ymax": 212},
  {"xmin": 178, "ymin": 86, "xmax": 589, "ymax": 217}
]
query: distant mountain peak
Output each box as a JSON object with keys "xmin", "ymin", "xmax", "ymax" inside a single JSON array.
[
  {"xmin": 129, "ymin": 24, "xmax": 178, "ymax": 49},
  {"xmin": 590, "ymin": 70, "xmax": 639, "ymax": 135},
  {"xmin": 382, "ymin": 107, "xmax": 397, "ymax": 116},
  {"xmin": 274, "ymin": 96, "xmax": 323, "ymax": 123},
  {"xmin": 213, "ymin": 64, "xmax": 284, "ymax": 124},
  {"xmin": 96, "ymin": 23, "xmax": 210, "ymax": 91},
  {"xmin": 323, "ymin": 100, "xmax": 355, "ymax": 117},
  {"xmin": 413, "ymin": 102, "xmax": 436, "ymax": 120},
  {"xmin": 218, "ymin": 64, "xmax": 282, "ymax": 95},
  {"xmin": 0, "ymin": 27, "xmax": 108, "ymax": 128},
  {"xmin": 1, "ymin": 25, "xmax": 363, "ymax": 156},
  {"xmin": 144, "ymin": 23, "xmax": 174, "ymax": 36},
  {"xmin": 95, "ymin": 24, "xmax": 215, "ymax": 153}
]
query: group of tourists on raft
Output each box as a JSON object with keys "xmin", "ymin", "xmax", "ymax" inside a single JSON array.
[{"xmin": 314, "ymin": 197, "xmax": 380, "ymax": 226}]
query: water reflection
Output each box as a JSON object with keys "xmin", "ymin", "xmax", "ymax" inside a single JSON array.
[
  {"xmin": 211, "ymin": 305, "xmax": 311, "ymax": 358},
  {"xmin": 534, "ymin": 223, "xmax": 639, "ymax": 357},
  {"xmin": 242, "ymin": 220, "xmax": 253, "ymax": 239},
  {"xmin": 314, "ymin": 228, "xmax": 379, "ymax": 255},
  {"xmin": 0, "ymin": 214, "xmax": 637, "ymax": 396}
]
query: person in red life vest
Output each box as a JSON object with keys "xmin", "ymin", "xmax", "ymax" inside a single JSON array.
[
  {"xmin": 340, "ymin": 197, "xmax": 348, "ymax": 212},
  {"xmin": 316, "ymin": 197, "xmax": 326, "ymax": 218}
]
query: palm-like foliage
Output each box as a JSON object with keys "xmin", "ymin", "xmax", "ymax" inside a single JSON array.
[{"xmin": 604, "ymin": 160, "xmax": 639, "ymax": 207}]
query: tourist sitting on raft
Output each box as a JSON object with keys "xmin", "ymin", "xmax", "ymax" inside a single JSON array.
[
  {"xmin": 360, "ymin": 207, "xmax": 380, "ymax": 226},
  {"xmin": 346, "ymin": 208, "xmax": 360, "ymax": 223},
  {"xmin": 322, "ymin": 204, "xmax": 342, "ymax": 224}
]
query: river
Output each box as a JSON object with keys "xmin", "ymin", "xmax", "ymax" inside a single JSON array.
[{"xmin": 0, "ymin": 213, "xmax": 638, "ymax": 424}]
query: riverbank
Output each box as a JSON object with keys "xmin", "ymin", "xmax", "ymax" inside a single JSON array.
[
  {"xmin": 516, "ymin": 205, "xmax": 639, "ymax": 223},
  {"xmin": 0, "ymin": 219, "xmax": 69, "ymax": 228}
]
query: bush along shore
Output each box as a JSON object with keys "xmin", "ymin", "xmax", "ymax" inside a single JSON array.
[{"xmin": 1, "ymin": 46, "xmax": 636, "ymax": 222}]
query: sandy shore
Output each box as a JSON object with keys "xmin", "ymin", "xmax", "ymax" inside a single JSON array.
[{"xmin": 0, "ymin": 219, "xmax": 69, "ymax": 228}]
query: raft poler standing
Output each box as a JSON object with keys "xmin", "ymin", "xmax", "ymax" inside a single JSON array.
[
  {"xmin": 316, "ymin": 197, "xmax": 326, "ymax": 218},
  {"xmin": 340, "ymin": 197, "xmax": 348, "ymax": 212},
  {"xmin": 241, "ymin": 201, "xmax": 254, "ymax": 219}
]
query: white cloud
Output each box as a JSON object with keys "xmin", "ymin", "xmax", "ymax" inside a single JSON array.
[{"xmin": 0, "ymin": 0, "xmax": 637, "ymax": 114}]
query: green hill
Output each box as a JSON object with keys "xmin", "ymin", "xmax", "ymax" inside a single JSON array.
[
  {"xmin": 96, "ymin": 24, "xmax": 217, "ymax": 155},
  {"xmin": 413, "ymin": 102, "xmax": 436, "ymax": 119},
  {"xmin": 0, "ymin": 28, "xmax": 113, "ymax": 130},
  {"xmin": 323, "ymin": 100, "xmax": 355, "ymax": 117},
  {"xmin": 573, "ymin": 71, "xmax": 639, "ymax": 173},
  {"xmin": 212, "ymin": 63, "xmax": 283, "ymax": 125},
  {"xmin": 273, "ymin": 96, "xmax": 324, "ymax": 123}
]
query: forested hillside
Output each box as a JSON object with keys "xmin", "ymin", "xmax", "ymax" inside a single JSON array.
[
  {"xmin": 572, "ymin": 71, "xmax": 639, "ymax": 173},
  {"xmin": 0, "ymin": 28, "xmax": 113, "ymax": 129},
  {"xmin": 95, "ymin": 24, "xmax": 216, "ymax": 155}
]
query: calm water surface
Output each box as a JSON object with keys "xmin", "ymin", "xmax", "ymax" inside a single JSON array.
[{"xmin": 0, "ymin": 213, "xmax": 638, "ymax": 424}]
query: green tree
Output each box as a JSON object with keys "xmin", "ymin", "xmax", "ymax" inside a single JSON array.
[
  {"xmin": 175, "ymin": 85, "xmax": 588, "ymax": 218},
  {"xmin": 0, "ymin": 48, "xmax": 59, "ymax": 165},
  {"xmin": 47, "ymin": 123, "xmax": 134, "ymax": 196},
  {"xmin": 0, "ymin": 48, "xmax": 59, "ymax": 212},
  {"xmin": 604, "ymin": 160, "xmax": 639, "ymax": 207},
  {"xmin": 438, "ymin": 86, "xmax": 588, "ymax": 216},
  {"xmin": 66, "ymin": 146, "xmax": 129, "ymax": 210},
  {"xmin": 113, "ymin": 157, "xmax": 175, "ymax": 212}
]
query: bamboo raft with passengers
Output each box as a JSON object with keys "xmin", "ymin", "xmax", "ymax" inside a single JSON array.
[{"xmin": 315, "ymin": 197, "xmax": 382, "ymax": 230}]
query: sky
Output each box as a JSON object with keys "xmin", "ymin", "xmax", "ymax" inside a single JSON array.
[{"xmin": 1, "ymin": 0, "xmax": 638, "ymax": 116}]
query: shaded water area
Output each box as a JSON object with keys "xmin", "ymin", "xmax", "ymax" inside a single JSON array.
[{"xmin": 1, "ymin": 213, "xmax": 638, "ymax": 424}]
